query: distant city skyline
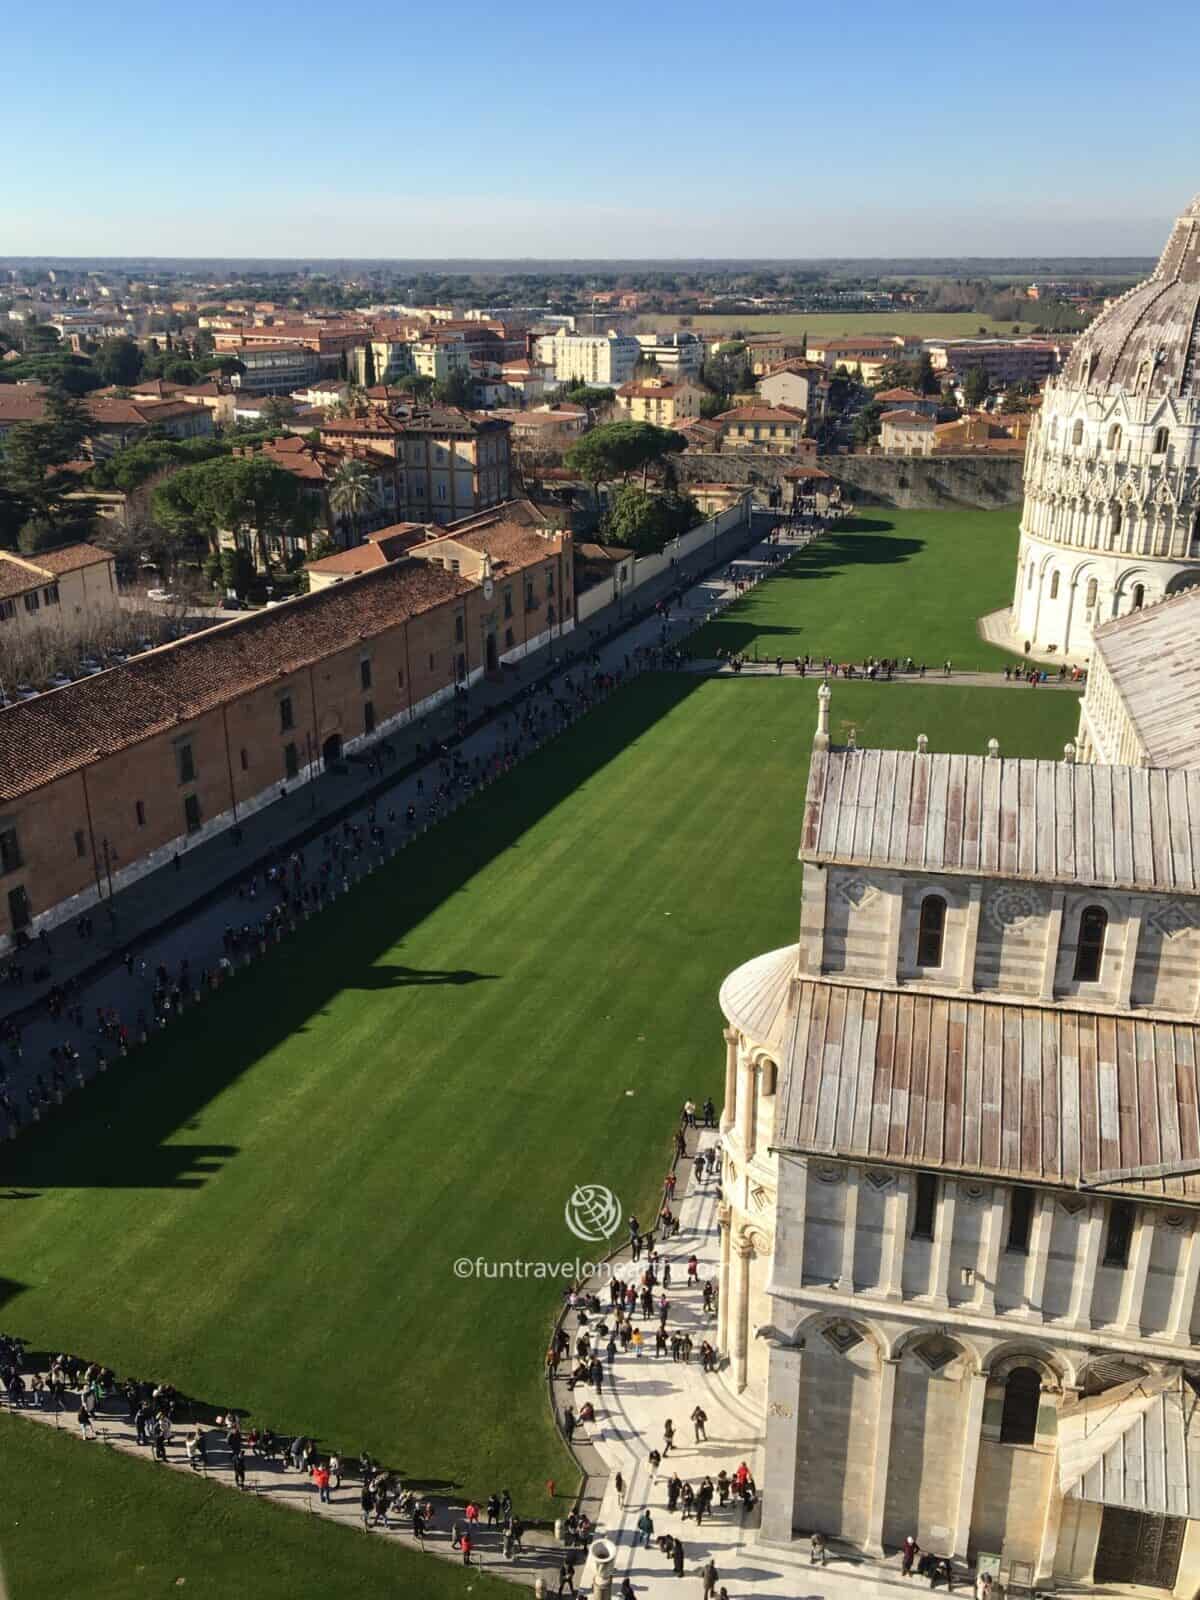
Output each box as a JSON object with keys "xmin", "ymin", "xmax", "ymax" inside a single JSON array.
[{"xmin": 7, "ymin": 0, "xmax": 1198, "ymax": 258}]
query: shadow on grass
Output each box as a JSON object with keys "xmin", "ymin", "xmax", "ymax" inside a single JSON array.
[{"xmin": 0, "ymin": 673, "xmax": 704, "ymax": 1195}]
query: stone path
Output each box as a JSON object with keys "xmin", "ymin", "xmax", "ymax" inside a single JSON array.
[{"xmin": 685, "ymin": 661, "xmax": 1084, "ymax": 693}]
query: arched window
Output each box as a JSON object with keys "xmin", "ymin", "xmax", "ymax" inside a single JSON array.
[
  {"xmin": 917, "ymin": 895, "xmax": 947, "ymax": 967},
  {"xmin": 761, "ymin": 1060, "xmax": 777, "ymax": 1097},
  {"xmin": 1085, "ymin": 577, "xmax": 1098, "ymax": 608},
  {"xmin": 1153, "ymin": 426, "xmax": 1170, "ymax": 455},
  {"xmin": 1071, "ymin": 420, "xmax": 1084, "ymax": 447},
  {"xmin": 1049, "ymin": 571, "xmax": 1060, "ymax": 600},
  {"xmin": 1073, "ymin": 905, "xmax": 1108, "ymax": 982},
  {"xmin": 1107, "ymin": 424, "xmax": 1122, "ymax": 451},
  {"xmin": 1000, "ymin": 1366, "xmax": 1043, "ymax": 1445},
  {"xmin": 1132, "ymin": 583, "xmax": 1145, "ymax": 611}
]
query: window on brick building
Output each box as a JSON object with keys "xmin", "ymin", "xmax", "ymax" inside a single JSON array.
[
  {"xmin": 0, "ymin": 827, "xmax": 22, "ymax": 875},
  {"xmin": 176, "ymin": 742, "xmax": 196, "ymax": 785},
  {"xmin": 284, "ymin": 742, "xmax": 299, "ymax": 779},
  {"xmin": 397, "ymin": 667, "xmax": 405, "ymax": 687},
  {"xmin": 43, "ymin": 584, "xmax": 59, "ymax": 606},
  {"xmin": 24, "ymin": 591, "xmax": 40, "ymax": 613},
  {"xmin": 7, "ymin": 884, "xmax": 31, "ymax": 932},
  {"xmin": 546, "ymin": 567, "xmax": 555, "ymax": 594},
  {"xmin": 504, "ymin": 588, "xmax": 513, "ymax": 619},
  {"xmin": 183, "ymin": 794, "xmax": 202, "ymax": 833},
  {"xmin": 525, "ymin": 580, "xmax": 536, "ymax": 609},
  {"xmin": 73, "ymin": 829, "xmax": 86, "ymax": 858},
  {"xmin": 364, "ymin": 701, "xmax": 375, "ymax": 735},
  {"xmin": 455, "ymin": 613, "xmax": 464, "ymax": 643},
  {"xmin": 135, "ymin": 801, "xmax": 146, "ymax": 827},
  {"xmin": 280, "ymin": 694, "xmax": 294, "ymax": 732},
  {"xmin": 240, "ymin": 748, "xmax": 249, "ymax": 771},
  {"xmin": 911, "ymin": 1172, "xmax": 938, "ymax": 1240},
  {"xmin": 360, "ymin": 658, "xmax": 372, "ymax": 691},
  {"xmin": 0, "ymin": 599, "xmax": 13, "ymax": 622},
  {"xmin": 505, "ymin": 627, "xmax": 514, "ymax": 649}
]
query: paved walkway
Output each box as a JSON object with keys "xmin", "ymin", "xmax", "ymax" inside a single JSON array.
[{"xmin": 685, "ymin": 661, "xmax": 1084, "ymax": 692}]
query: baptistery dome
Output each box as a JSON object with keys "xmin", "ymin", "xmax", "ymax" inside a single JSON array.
[{"xmin": 1011, "ymin": 195, "xmax": 1200, "ymax": 659}]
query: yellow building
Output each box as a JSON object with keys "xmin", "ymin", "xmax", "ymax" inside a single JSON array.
[
  {"xmin": 716, "ymin": 404, "xmax": 809, "ymax": 454},
  {"xmin": 614, "ymin": 375, "xmax": 704, "ymax": 427},
  {"xmin": 0, "ymin": 544, "xmax": 119, "ymax": 635}
]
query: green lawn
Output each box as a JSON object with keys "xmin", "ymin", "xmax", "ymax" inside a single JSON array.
[
  {"xmin": 638, "ymin": 312, "xmax": 1039, "ymax": 338},
  {"xmin": 0, "ymin": 1411, "xmax": 512, "ymax": 1600},
  {"xmin": 0, "ymin": 678, "xmax": 1077, "ymax": 1544},
  {"xmin": 689, "ymin": 509, "xmax": 1022, "ymax": 669}
]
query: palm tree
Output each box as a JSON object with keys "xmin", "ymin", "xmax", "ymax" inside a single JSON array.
[{"xmin": 328, "ymin": 459, "xmax": 379, "ymax": 547}]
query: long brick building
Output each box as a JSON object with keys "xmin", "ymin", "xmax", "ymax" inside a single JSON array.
[{"xmin": 0, "ymin": 503, "xmax": 572, "ymax": 951}]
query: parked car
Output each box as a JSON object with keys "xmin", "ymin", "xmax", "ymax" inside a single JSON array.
[{"xmin": 146, "ymin": 587, "xmax": 177, "ymax": 603}]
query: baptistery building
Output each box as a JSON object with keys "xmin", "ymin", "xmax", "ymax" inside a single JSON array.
[
  {"xmin": 1011, "ymin": 195, "xmax": 1200, "ymax": 659},
  {"xmin": 719, "ymin": 687, "xmax": 1200, "ymax": 1595}
]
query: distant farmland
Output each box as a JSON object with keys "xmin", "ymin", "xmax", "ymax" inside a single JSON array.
[{"xmin": 636, "ymin": 311, "xmax": 1055, "ymax": 339}]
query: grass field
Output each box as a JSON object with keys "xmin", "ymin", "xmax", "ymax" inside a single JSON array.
[
  {"xmin": 689, "ymin": 509, "xmax": 1021, "ymax": 669},
  {"xmin": 1, "ymin": 676, "xmax": 1077, "ymax": 1536},
  {"xmin": 0, "ymin": 1411, "xmax": 511, "ymax": 1600},
  {"xmin": 636, "ymin": 312, "xmax": 1038, "ymax": 339}
]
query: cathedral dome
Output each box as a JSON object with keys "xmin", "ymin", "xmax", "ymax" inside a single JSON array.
[{"xmin": 1060, "ymin": 195, "xmax": 1200, "ymax": 398}]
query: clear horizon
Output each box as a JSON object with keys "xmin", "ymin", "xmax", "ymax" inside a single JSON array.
[{"xmin": 5, "ymin": 0, "xmax": 1197, "ymax": 258}]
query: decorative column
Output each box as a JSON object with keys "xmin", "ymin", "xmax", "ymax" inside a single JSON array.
[
  {"xmin": 1024, "ymin": 1193, "xmax": 1054, "ymax": 1313},
  {"xmin": 1040, "ymin": 890, "xmax": 1065, "ymax": 1000},
  {"xmin": 930, "ymin": 1179, "xmax": 956, "ymax": 1307},
  {"xmin": 1067, "ymin": 1205, "xmax": 1103, "ymax": 1328},
  {"xmin": 1035, "ymin": 1481, "xmax": 1066, "ymax": 1584},
  {"xmin": 760, "ymin": 1342, "xmax": 804, "ymax": 1544},
  {"xmin": 864, "ymin": 1356, "xmax": 900, "ymax": 1556},
  {"xmin": 974, "ymin": 1187, "xmax": 1005, "ymax": 1314},
  {"xmin": 1117, "ymin": 907, "xmax": 1142, "ymax": 1010},
  {"xmin": 721, "ymin": 1027, "xmax": 739, "ymax": 1133},
  {"xmin": 1167, "ymin": 1219, "xmax": 1200, "ymax": 1341},
  {"xmin": 1118, "ymin": 1207, "xmax": 1154, "ymax": 1335},
  {"xmin": 951, "ymin": 1371, "xmax": 988, "ymax": 1561},
  {"xmin": 739, "ymin": 1061, "xmax": 760, "ymax": 1161},
  {"xmin": 732, "ymin": 1240, "xmax": 754, "ymax": 1393},
  {"xmin": 959, "ymin": 882, "xmax": 982, "ymax": 993},
  {"xmin": 717, "ymin": 1204, "xmax": 733, "ymax": 1352},
  {"xmin": 880, "ymin": 1177, "xmax": 910, "ymax": 1301},
  {"xmin": 839, "ymin": 1167, "xmax": 860, "ymax": 1293}
]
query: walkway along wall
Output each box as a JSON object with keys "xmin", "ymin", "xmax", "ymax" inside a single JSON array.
[
  {"xmin": 576, "ymin": 500, "xmax": 750, "ymax": 623},
  {"xmin": 677, "ymin": 452, "xmax": 1023, "ymax": 510}
]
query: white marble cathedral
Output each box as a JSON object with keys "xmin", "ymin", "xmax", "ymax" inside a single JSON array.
[
  {"xmin": 1011, "ymin": 195, "xmax": 1200, "ymax": 659},
  {"xmin": 718, "ymin": 684, "xmax": 1200, "ymax": 1595}
]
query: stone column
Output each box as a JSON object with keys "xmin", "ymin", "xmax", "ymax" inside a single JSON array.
[
  {"xmin": 840, "ymin": 1167, "xmax": 860, "ymax": 1292},
  {"xmin": 732, "ymin": 1240, "xmax": 754, "ymax": 1393},
  {"xmin": 1118, "ymin": 1207, "xmax": 1154, "ymax": 1335},
  {"xmin": 880, "ymin": 1177, "xmax": 910, "ymax": 1301},
  {"xmin": 1036, "ymin": 1481, "xmax": 1066, "ymax": 1584},
  {"xmin": 951, "ymin": 1371, "xmax": 988, "ymax": 1560},
  {"xmin": 959, "ymin": 882, "xmax": 982, "ymax": 993},
  {"xmin": 739, "ymin": 1062, "xmax": 760, "ymax": 1161},
  {"xmin": 930, "ymin": 1179, "xmax": 956, "ymax": 1307},
  {"xmin": 864, "ymin": 1356, "xmax": 900, "ymax": 1556},
  {"xmin": 1040, "ymin": 890, "xmax": 1065, "ymax": 1000},
  {"xmin": 974, "ymin": 1187, "xmax": 1005, "ymax": 1314},
  {"xmin": 1024, "ymin": 1193, "xmax": 1054, "ymax": 1313},
  {"xmin": 717, "ymin": 1205, "xmax": 733, "ymax": 1352},
  {"xmin": 760, "ymin": 1343, "xmax": 804, "ymax": 1544},
  {"xmin": 1117, "ymin": 908, "xmax": 1142, "ymax": 1010},
  {"xmin": 721, "ymin": 1027, "xmax": 739, "ymax": 1133},
  {"xmin": 1167, "ymin": 1219, "xmax": 1200, "ymax": 1341},
  {"xmin": 1067, "ymin": 1205, "xmax": 1103, "ymax": 1328}
]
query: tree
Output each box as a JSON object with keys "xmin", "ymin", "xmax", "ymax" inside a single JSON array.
[
  {"xmin": 852, "ymin": 401, "xmax": 883, "ymax": 446},
  {"xmin": 0, "ymin": 381, "xmax": 91, "ymax": 537},
  {"xmin": 633, "ymin": 354, "xmax": 661, "ymax": 378},
  {"xmin": 915, "ymin": 351, "xmax": 939, "ymax": 395},
  {"xmin": 93, "ymin": 337, "xmax": 143, "ymax": 387},
  {"xmin": 163, "ymin": 358, "xmax": 200, "ymax": 385},
  {"xmin": 395, "ymin": 374, "xmax": 435, "ymax": 401},
  {"xmin": 219, "ymin": 547, "xmax": 255, "ymax": 597},
  {"xmin": 158, "ymin": 456, "xmax": 313, "ymax": 573},
  {"xmin": 604, "ymin": 484, "xmax": 701, "ymax": 555},
  {"xmin": 564, "ymin": 420, "xmax": 686, "ymax": 490},
  {"xmin": 328, "ymin": 459, "xmax": 379, "ymax": 546},
  {"xmin": 433, "ymin": 368, "xmax": 476, "ymax": 407},
  {"xmin": 963, "ymin": 365, "xmax": 990, "ymax": 407}
]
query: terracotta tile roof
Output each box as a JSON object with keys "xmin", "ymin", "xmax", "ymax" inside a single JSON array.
[
  {"xmin": 717, "ymin": 405, "xmax": 806, "ymax": 424},
  {"xmin": 86, "ymin": 397, "xmax": 197, "ymax": 427},
  {"xmin": 880, "ymin": 409, "xmax": 935, "ymax": 429},
  {"xmin": 0, "ymin": 561, "xmax": 472, "ymax": 802},
  {"xmin": 0, "ymin": 543, "xmax": 112, "ymax": 600},
  {"xmin": 874, "ymin": 387, "xmax": 923, "ymax": 402},
  {"xmin": 616, "ymin": 381, "xmax": 691, "ymax": 399},
  {"xmin": 0, "ymin": 386, "xmax": 50, "ymax": 424},
  {"xmin": 305, "ymin": 544, "xmax": 390, "ymax": 576},
  {"xmin": 446, "ymin": 521, "xmax": 561, "ymax": 574}
]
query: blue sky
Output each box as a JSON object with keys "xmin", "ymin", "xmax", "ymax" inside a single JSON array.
[{"xmin": 5, "ymin": 0, "xmax": 1199, "ymax": 258}]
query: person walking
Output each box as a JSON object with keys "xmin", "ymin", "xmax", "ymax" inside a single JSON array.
[
  {"xmin": 614, "ymin": 1470, "xmax": 625, "ymax": 1506},
  {"xmin": 673, "ymin": 1537, "xmax": 686, "ymax": 1578},
  {"xmin": 663, "ymin": 1418, "xmax": 675, "ymax": 1456},
  {"xmin": 558, "ymin": 1557, "xmax": 576, "ymax": 1595},
  {"xmin": 637, "ymin": 1508, "xmax": 655, "ymax": 1548},
  {"xmin": 691, "ymin": 1405, "xmax": 707, "ymax": 1442},
  {"xmin": 701, "ymin": 1558, "xmax": 720, "ymax": 1597},
  {"xmin": 902, "ymin": 1535, "xmax": 920, "ymax": 1576}
]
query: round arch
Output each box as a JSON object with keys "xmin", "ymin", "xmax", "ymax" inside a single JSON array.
[
  {"xmin": 790, "ymin": 1310, "xmax": 888, "ymax": 1361},
  {"xmin": 889, "ymin": 1325, "xmax": 983, "ymax": 1375},
  {"xmin": 985, "ymin": 1341, "xmax": 1069, "ymax": 1387},
  {"xmin": 1165, "ymin": 568, "xmax": 1200, "ymax": 596}
]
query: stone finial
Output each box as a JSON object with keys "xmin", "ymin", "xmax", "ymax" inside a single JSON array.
[
  {"xmin": 813, "ymin": 680, "xmax": 832, "ymax": 751},
  {"xmin": 987, "ymin": 738, "xmax": 1000, "ymax": 760},
  {"xmin": 1063, "ymin": 741, "xmax": 1076, "ymax": 764},
  {"xmin": 917, "ymin": 734, "xmax": 929, "ymax": 754}
]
